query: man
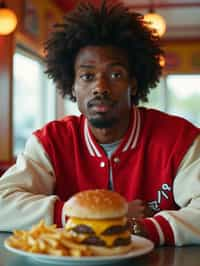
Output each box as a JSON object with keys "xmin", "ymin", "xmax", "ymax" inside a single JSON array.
[{"xmin": 0, "ymin": 1, "xmax": 200, "ymax": 246}]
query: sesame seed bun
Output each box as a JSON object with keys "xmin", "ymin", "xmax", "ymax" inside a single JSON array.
[{"xmin": 65, "ymin": 189, "xmax": 128, "ymax": 219}]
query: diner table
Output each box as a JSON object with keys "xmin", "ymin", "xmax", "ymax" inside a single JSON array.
[{"xmin": 0, "ymin": 232, "xmax": 200, "ymax": 266}]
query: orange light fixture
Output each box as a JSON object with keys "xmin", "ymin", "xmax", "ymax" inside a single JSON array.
[
  {"xmin": 0, "ymin": 1, "xmax": 17, "ymax": 35},
  {"xmin": 144, "ymin": 12, "xmax": 166, "ymax": 37},
  {"xmin": 143, "ymin": 0, "xmax": 166, "ymax": 37}
]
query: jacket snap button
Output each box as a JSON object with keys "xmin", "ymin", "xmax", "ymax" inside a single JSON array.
[
  {"xmin": 100, "ymin": 161, "xmax": 105, "ymax": 167},
  {"xmin": 113, "ymin": 157, "xmax": 120, "ymax": 163}
]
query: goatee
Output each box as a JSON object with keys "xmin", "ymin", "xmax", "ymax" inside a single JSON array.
[{"xmin": 89, "ymin": 118, "xmax": 117, "ymax": 129}]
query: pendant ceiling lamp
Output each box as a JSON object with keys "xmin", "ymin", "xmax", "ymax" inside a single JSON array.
[
  {"xmin": 0, "ymin": 1, "xmax": 17, "ymax": 35},
  {"xmin": 144, "ymin": 0, "xmax": 166, "ymax": 37}
]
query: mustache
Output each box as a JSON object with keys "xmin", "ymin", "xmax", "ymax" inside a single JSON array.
[{"xmin": 87, "ymin": 95, "xmax": 115, "ymax": 108}]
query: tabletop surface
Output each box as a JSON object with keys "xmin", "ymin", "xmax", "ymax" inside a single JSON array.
[{"xmin": 1, "ymin": 232, "xmax": 200, "ymax": 266}]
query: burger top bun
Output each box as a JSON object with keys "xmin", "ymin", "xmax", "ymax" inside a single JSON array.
[{"xmin": 65, "ymin": 189, "xmax": 128, "ymax": 219}]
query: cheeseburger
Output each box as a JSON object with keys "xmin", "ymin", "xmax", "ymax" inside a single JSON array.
[{"xmin": 64, "ymin": 189, "xmax": 133, "ymax": 256}]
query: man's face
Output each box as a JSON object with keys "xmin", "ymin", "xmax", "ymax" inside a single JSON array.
[{"xmin": 73, "ymin": 46, "xmax": 136, "ymax": 129}]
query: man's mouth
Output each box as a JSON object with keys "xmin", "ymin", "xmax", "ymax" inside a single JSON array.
[
  {"xmin": 91, "ymin": 104, "xmax": 112, "ymax": 113},
  {"xmin": 87, "ymin": 98, "xmax": 115, "ymax": 113}
]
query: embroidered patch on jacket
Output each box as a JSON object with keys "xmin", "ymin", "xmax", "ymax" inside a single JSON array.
[{"xmin": 148, "ymin": 183, "xmax": 171, "ymax": 212}]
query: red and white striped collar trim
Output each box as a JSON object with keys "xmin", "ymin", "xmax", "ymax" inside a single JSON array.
[{"xmin": 84, "ymin": 107, "xmax": 141, "ymax": 157}]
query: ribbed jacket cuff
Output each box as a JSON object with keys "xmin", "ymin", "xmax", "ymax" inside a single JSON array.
[
  {"xmin": 142, "ymin": 215, "xmax": 175, "ymax": 245},
  {"xmin": 54, "ymin": 200, "xmax": 65, "ymax": 227}
]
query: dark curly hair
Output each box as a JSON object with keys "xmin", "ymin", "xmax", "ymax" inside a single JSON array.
[{"xmin": 44, "ymin": 0, "xmax": 163, "ymax": 105}]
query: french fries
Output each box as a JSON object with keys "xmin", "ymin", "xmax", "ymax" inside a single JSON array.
[{"xmin": 5, "ymin": 220, "xmax": 93, "ymax": 257}]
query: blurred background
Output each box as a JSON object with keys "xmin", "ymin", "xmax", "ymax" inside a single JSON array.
[{"xmin": 0, "ymin": 0, "xmax": 200, "ymax": 168}]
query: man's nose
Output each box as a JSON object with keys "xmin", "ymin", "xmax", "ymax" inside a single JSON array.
[{"xmin": 92, "ymin": 76, "xmax": 110, "ymax": 95}]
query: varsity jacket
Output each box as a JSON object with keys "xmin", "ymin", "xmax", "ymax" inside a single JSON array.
[
  {"xmin": 0, "ymin": 107, "xmax": 200, "ymax": 246},
  {"xmin": 34, "ymin": 107, "xmax": 199, "ymax": 245}
]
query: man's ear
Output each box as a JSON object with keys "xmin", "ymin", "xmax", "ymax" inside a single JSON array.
[{"xmin": 130, "ymin": 78, "xmax": 137, "ymax": 96}]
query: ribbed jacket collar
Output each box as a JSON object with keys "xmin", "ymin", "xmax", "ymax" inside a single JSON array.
[{"xmin": 84, "ymin": 107, "xmax": 141, "ymax": 157}]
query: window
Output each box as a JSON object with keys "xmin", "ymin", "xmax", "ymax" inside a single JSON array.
[
  {"xmin": 140, "ymin": 75, "xmax": 200, "ymax": 127},
  {"xmin": 64, "ymin": 97, "xmax": 80, "ymax": 116},
  {"xmin": 166, "ymin": 75, "xmax": 200, "ymax": 127},
  {"xmin": 13, "ymin": 49, "xmax": 56, "ymax": 156},
  {"xmin": 140, "ymin": 77, "xmax": 166, "ymax": 111}
]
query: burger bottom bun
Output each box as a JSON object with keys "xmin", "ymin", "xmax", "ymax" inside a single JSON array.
[{"xmin": 88, "ymin": 243, "xmax": 133, "ymax": 256}]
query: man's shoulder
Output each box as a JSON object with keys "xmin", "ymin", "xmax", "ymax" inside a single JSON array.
[
  {"xmin": 45, "ymin": 114, "xmax": 82, "ymax": 128},
  {"xmin": 34, "ymin": 115, "xmax": 84, "ymax": 138},
  {"xmin": 140, "ymin": 107, "xmax": 198, "ymax": 130},
  {"xmin": 139, "ymin": 108, "xmax": 199, "ymax": 149},
  {"xmin": 58, "ymin": 115, "xmax": 82, "ymax": 127}
]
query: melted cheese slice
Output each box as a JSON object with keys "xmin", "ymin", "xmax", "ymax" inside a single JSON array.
[{"xmin": 65, "ymin": 217, "xmax": 127, "ymax": 235}]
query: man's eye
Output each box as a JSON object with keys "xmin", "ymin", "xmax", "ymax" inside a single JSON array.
[
  {"xmin": 80, "ymin": 73, "xmax": 94, "ymax": 81},
  {"xmin": 111, "ymin": 72, "xmax": 122, "ymax": 79}
]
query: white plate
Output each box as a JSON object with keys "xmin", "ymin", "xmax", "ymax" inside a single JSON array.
[{"xmin": 4, "ymin": 235, "xmax": 154, "ymax": 265}]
